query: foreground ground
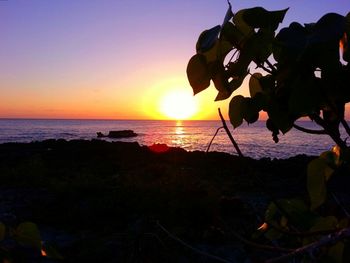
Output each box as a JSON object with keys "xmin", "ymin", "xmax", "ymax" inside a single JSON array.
[{"xmin": 0, "ymin": 139, "xmax": 341, "ymax": 262}]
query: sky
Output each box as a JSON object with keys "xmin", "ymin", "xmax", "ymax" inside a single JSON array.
[{"xmin": 1, "ymin": 0, "xmax": 350, "ymax": 120}]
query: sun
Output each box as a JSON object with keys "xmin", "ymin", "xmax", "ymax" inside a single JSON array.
[{"xmin": 159, "ymin": 90, "xmax": 198, "ymax": 120}]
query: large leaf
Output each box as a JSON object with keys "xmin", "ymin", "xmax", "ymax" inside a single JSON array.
[
  {"xmin": 267, "ymin": 102, "xmax": 293, "ymax": 134},
  {"xmin": 221, "ymin": 22, "xmax": 245, "ymax": 48},
  {"xmin": 229, "ymin": 95, "xmax": 245, "ymax": 128},
  {"xmin": 186, "ymin": 54, "xmax": 211, "ymax": 95},
  {"xmin": 243, "ymin": 97, "xmax": 260, "ymax": 124},
  {"xmin": 249, "ymin": 73, "xmax": 263, "ymax": 97},
  {"xmin": 233, "ymin": 9, "xmax": 254, "ymax": 37},
  {"xmin": 308, "ymin": 13, "xmax": 346, "ymax": 44},
  {"xmin": 242, "ymin": 7, "xmax": 288, "ymax": 31},
  {"xmin": 202, "ymin": 40, "xmax": 233, "ymax": 63},
  {"xmin": 273, "ymin": 22, "xmax": 308, "ymax": 63},
  {"xmin": 288, "ymin": 76, "xmax": 324, "ymax": 116},
  {"xmin": 196, "ymin": 25, "xmax": 221, "ymax": 53},
  {"xmin": 14, "ymin": 222, "xmax": 41, "ymax": 250},
  {"xmin": 307, "ymin": 158, "xmax": 334, "ymax": 210}
]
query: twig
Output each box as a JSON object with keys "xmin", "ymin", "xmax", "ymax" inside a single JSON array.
[
  {"xmin": 207, "ymin": 126, "xmax": 224, "ymax": 152},
  {"xmin": 265, "ymin": 227, "xmax": 350, "ymax": 263},
  {"xmin": 218, "ymin": 108, "xmax": 244, "ymax": 157},
  {"xmin": 331, "ymin": 192, "xmax": 350, "ymax": 218},
  {"xmin": 156, "ymin": 221, "xmax": 233, "ymax": 263},
  {"xmin": 256, "ymin": 63, "xmax": 274, "ymax": 74},
  {"xmin": 293, "ymin": 124, "xmax": 326, "ymax": 135},
  {"xmin": 265, "ymin": 60, "xmax": 277, "ymax": 73},
  {"xmin": 341, "ymin": 119, "xmax": 350, "ymax": 138}
]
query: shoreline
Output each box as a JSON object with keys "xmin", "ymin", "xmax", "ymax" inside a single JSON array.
[{"xmin": 0, "ymin": 139, "xmax": 327, "ymax": 261}]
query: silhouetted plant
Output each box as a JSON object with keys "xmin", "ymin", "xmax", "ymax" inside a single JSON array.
[{"xmin": 187, "ymin": 3, "xmax": 350, "ymax": 262}]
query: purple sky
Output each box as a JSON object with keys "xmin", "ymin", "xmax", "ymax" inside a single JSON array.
[{"xmin": 1, "ymin": 0, "xmax": 349, "ymax": 119}]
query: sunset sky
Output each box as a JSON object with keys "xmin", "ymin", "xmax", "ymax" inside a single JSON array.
[{"xmin": 1, "ymin": 0, "xmax": 350, "ymax": 120}]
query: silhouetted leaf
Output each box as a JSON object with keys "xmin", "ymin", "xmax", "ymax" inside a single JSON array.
[
  {"xmin": 222, "ymin": 5, "xmax": 233, "ymax": 26},
  {"xmin": 202, "ymin": 40, "xmax": 233, "ymax": 62},
  {"xmin": 187, "ymin": 54, "xmax": 211, "ymax": 95},
  {"xmin": 249, "ymin": 73, "xmax": 263, "ymax": 97},
  {"xmin": 307, "ymin": 158, "xmax": 334, "ymax": 210},
  {"xmin": 328, "ymin": 242, "xmax": 344, "ymax": 263},
  {"xmin": 243, "ymin": 97, "xmax": 260, "ymax": 124},
  {"xmin": 242, "ymin": 7, "xmax": 288, "ymax": 31},
  {"xmin": 196, "ymin": 25, "xmax": 221, "ymax": 53},
  {"xmin": 273, "ymin": 22, "xmax": 307, "ymax": 62},
  {"xmin": 308, "ymin": 13, "xmax": 346, "ymax": 44},
  {"xmin": 14, "ymin": 222, "xmax": 41, "ymax": 250},
  {"xmin": 288, "ymin": 76, "xmax": 323, "ymax": 116},
  {"xmin": 229, "ymin": 95, "xmax": 245, "ymax": 128},
  {"xmin": 42, "ymin": 242, "xmax": 64, "ymax": 260},
  {"xmin": 233, "ymin": 10, "xmax": 254, "ymax": 37},
  {"xmin": 268, "ymin": 103, "xmax": 293, "ymax": 134},
  {"xmin": 221, "ymin": 22, "xmax": 245, "ymax": 48}
]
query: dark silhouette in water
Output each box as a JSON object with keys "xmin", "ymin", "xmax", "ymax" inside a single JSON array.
[{"xmin": 97, "ymin": 130, "xmax": 137, "ymax": 138}]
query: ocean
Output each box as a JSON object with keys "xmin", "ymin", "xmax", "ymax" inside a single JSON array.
[{"xmin": 0, "ymin": 119, "xmax": 344, "ymax": 159}]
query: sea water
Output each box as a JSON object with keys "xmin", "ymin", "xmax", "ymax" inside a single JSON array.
[{"xmin": 0, "ymin": 119, "xmax": 345, "ymax": 159}]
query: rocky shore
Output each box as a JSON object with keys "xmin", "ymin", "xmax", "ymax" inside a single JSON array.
[{"xmin": 0, "ymin": 139, "xmax": 338, "ymax": 262}]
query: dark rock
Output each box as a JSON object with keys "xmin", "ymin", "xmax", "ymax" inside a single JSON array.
[{"xmin": 97, "ymin": 130, "xmax": 137, "ymax": 138}]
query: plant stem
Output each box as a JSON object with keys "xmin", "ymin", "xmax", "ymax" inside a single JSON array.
[
  {"xmin": 292, "ymin": 124, "xmax": 326, "ymax": 135},
  {"xmin": 311, "ymin": 114, "xmax": 347, "ymax": 149},
  {"xmin": 218, "ymin": 108, "xmax": 244, "ymax": 157},
  {"xmin": 206, "ymin": 126, "xmax": 224, "ymax": 153},
  {"xmin": 341, "ymin": 119, "xmax": 350, "ymax": 138}
]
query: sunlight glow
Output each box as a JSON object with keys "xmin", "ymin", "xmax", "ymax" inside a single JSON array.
[{"xmin": 159, "ymin": 90, "xmax": 198, "ymax": 120}]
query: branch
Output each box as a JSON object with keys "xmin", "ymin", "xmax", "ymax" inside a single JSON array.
[
  {"xmin": 256, "ymin": 63, "xmax": 274, "ymax": 74},
  {"xmin": 265, "ymin": 227, "xmax": 350, "ymax": 263},
  {"xmin": 207, "ymin": 126, "xmax": 224, "ymax": 152},
  {"xmin": 311, "ymin": 114, "xmax": 347, "ymax": 149},
  {"xmin": 341, "ymin": 119, "xmax": 350, "ymax": 138},
  {"xmin": 218, "ymin": 108, "xmax": 244, "ymax": 157},
  {"xmin": 293, "ymin": 124, "xmax": 327, "ymax": 135},
  {"xmin": 156, "ymin": 221, "xmax": 233, "ymax": 263},
  {"xmin": 265, "ymin": 60, "xmax": 277, "ymax": 73}
]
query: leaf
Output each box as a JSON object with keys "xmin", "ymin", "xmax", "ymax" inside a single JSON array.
[
  {"xmin": 196, "ymin": 25, "xmax": 221, "ymax": 53},
  {"xmin": 288, "ymin": 76, "xmax": 324, "ymax": 116},
  {"xmin": 233, "ymin": 9, "xmax": 254, "ymax": 37},
  {"xmin": 243, "ymin": 97, "xmax": 260, "ymax": 124},
  {"xmin": 222, "ymin": 5, "xmax": 233, "ymax": 26},
  {"xmin": 186, "ymin": 54, "xmax": 211, "ymax": 95},
  {"xmin": 221, "ymin": 22, "xmax": 245, "ymax": 48},
  {"xmin": 242, "ymin": 7, "xmax": 288, "ymax": 31},
  {"xmin": 14, "ymin": 222, "xmax": 41, "ymax": 250},
  {"xmin": 249, "ymin": 73, "xmax": 263, "ymax": 98},
  {"xmin": 0, "ymin": 222, "xmax": 5, "ymax": 241},
  {"xmin": 308, "ymin": 13, "xmax": 346, "ymax": 44},
  {"xmin": 328, "ymin": 242, "xmax": 344, "ymax": 263},
  {"xmin": 267, "ymin": 102, "xmax": 293, "ymax": 134},
  {"xmin": 202, "ymin": 40, "xmax": 233, "ymax": 63},
  {"xmin": 229, "ymin": 95, "xmax": 245, "ymax": 128},
  {"xmin": 42, "ymin": 242, "xmax": 64, "ymax": 260},
  {"xmin": 307, "ymin": 158, "xmax": 334, "ymax": 210},
  {"xmin": 265, "ymin": 202, "xmax": 278, "ymax": 222},
  {"xmin": 264, "ymin": 228, "xmax": 283, "ymax": 241},
  {"xmin": 273, "ymin": 22, "xmax": 308, "ymax": 62}
]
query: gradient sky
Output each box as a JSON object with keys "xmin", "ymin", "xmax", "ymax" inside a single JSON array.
[{"xmin": 1, "ymin": 0, "xmax": 350, "ymax": 119}]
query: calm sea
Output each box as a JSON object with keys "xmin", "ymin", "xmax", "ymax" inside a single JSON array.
[{"xmin": 0, "ymin": 119, "xmax": 344, "ymax": 159}]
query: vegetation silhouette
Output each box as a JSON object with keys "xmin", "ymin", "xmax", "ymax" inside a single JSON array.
[{"xmin": 187, "ymin": 2, "xmax": 350, "ymax": 262}]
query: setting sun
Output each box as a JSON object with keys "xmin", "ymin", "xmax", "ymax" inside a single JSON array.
[{"xmin": 159, "ymin": 90, "xmax": 198, "ymax": 120}]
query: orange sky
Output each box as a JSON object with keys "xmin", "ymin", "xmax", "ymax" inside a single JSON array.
[{"xmin": 1, "ymin": 1, "xmax": 349, "ymax": 120}]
